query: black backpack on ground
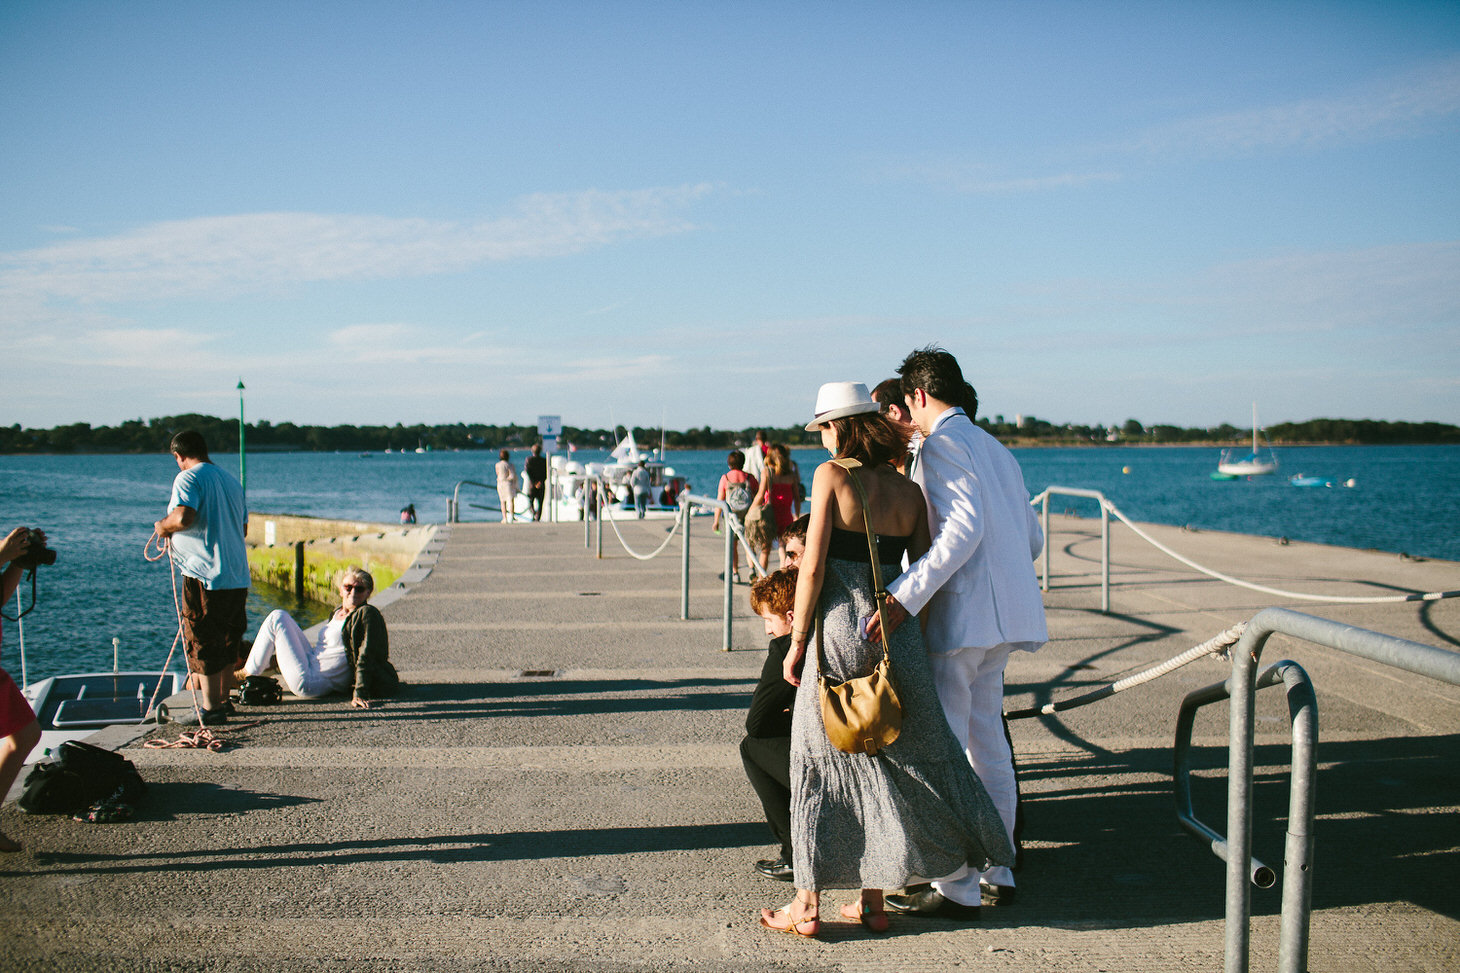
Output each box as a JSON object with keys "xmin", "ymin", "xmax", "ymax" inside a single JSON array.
[
  {"xmin": 237, "ymin": 674, "xmax": 283, "ymax": 705},
  {"xmin": 19, "ymin": 740, "xmax": 146, "ymax": 815}
]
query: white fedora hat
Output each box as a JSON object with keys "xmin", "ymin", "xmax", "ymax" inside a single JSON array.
[{"xmin": 805, "ymin": 382, "xmax": 880, "ymax": 430}]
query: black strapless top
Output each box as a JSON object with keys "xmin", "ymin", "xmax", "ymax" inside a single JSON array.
[{"xmin": 826, "ymin": 526, "xmax": 910, "ymax": 565}]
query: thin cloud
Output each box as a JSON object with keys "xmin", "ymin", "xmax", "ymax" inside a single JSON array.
[
  {"xmin": 878, "ymin": 159, "xmax": 1120, "ymax": 195},
  {"xmin": 326, "ymin": 323, "xmax": 514, "ymax": 367},
  {"xmin": 520, "ymin": 354, "xmax": 674, "ymax": 386},
  {"xmin": 0, "ymin": 184, "xmax": 715, "ymax": 306},
  {"xmin": 1123, "ymin": 57, "xmax": 1460, "ymax": 158}
]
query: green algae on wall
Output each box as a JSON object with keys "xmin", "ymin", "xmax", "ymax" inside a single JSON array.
[{"xmin": 246, "ymin": 513, "xmax": 435, "ymax": 606}]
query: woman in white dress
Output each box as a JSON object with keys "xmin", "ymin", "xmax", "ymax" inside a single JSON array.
[{"xmin": 495, "ymin": 449, "xmax": 519, "ymax": 523}]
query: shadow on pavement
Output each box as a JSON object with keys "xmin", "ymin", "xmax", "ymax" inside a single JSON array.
[
  {"xmin": 1012, "ymin": 733, "xmax": 1460, "ymax": 928},
  {"xmin": 20, "ymin": 821, "xmax": 768, "ymax": 876}
]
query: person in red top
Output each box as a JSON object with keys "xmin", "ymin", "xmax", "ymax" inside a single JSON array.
[
  {"xmin": 748, "ymin": 443, "xmax": 802, "ymax": 571},
  {"xmin": 0, "ymin": 527, "xmax": 45, "ymax": 852}
]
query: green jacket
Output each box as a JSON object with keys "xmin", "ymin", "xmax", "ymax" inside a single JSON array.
[{"xmin": 342, "ymin": 604, "xmax": 399, "ymax": 701}]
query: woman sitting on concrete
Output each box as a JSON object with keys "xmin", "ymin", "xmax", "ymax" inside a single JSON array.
[{"xmin": 241, "ymin": 566, "xmax": 399, "ymax": 708}]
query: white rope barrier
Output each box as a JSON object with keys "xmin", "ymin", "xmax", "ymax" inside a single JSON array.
[
  {"xmin": 1005, "ymin": 623, "xmax": 1246, "ymax": 720},
  {"xmin": 1034, "ymin": 488, "xmax": 1459, "ymax": 605},
  {"xmin": 601, "ymin": 499, "xmax": 687, "ymax": 561},
  {"xmin": 1101, "ymin": 500, "xmax": 1459, "ymax": 604}
]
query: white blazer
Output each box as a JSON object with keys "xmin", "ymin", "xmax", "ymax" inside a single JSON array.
[{"xmin": 887, "ymin": 407, "xmax": 1047, "ymax": 655}]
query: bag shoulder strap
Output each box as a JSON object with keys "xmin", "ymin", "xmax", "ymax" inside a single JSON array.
[{"xmin": 816, "ymin": 458, "xmax": 892, "ymax": 680}]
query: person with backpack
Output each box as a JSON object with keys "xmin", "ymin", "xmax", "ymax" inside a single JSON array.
[{"xmin": 712, "ymin": 450, "xmax": 759, "ymax": 584}]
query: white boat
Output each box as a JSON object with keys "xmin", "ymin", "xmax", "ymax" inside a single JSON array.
[
  {"xmin": 1217, "ymin": 404, "xmax": 1279, "ymax": 477},
  {"xmin": 548, "ymin": 431, "xmax": 701, "ymax": 522},
  {"xmin": 21, "ymin": 669, "xmax": 179, "ymax": 763}
]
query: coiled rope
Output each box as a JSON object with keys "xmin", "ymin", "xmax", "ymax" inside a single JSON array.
[
  {"xmin": 142, "ymin": 532, "xmax": 191, "ymax": 722},
  {"xmin": 1005, "ymin": 623, "xmax": 1246, "ymax": 720}
]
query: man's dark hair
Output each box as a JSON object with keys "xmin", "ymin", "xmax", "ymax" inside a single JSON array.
[
  {"xmin": 870, "ymin": 378, "xmax": 903, "ymax": 411},
  {"xmin": 897, "ymin": 345, "xmax": 978, "ymax": 419},
  {"xmin": 169, "ymin": 429, "xmax": 210, "ymax": 461},
  {"xmin": 727, "ymin": 449, "xmax": 745, "ymax": 470},
  {"xmin": 779, "ymin": 514, "xmax": 809, "ymax": 545}
]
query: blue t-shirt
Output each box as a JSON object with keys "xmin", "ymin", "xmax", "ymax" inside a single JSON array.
[{"xmin": 168, "ymin": 462, "xmax": 249, "ymax": 590}]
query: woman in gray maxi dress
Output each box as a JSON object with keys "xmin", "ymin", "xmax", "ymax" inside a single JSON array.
[{"xmin": 760, "ymin": 389, "xmax": 1012, "ymax": 937}]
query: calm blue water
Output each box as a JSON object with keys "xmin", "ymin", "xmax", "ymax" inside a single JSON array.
[{"xmin": 3, "ymin": 444, "xmax": 1457, "ymax": 684}]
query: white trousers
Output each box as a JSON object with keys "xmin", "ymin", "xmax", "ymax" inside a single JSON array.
[
  {"xmin": 929, "ymin": 643, "xmax": 1017, "ymax": 905},
  {"xmin": 244, "ymin": 610, "xmax": 335, "ymax": 698}
]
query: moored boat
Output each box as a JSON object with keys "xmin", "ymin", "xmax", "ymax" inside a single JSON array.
[
  {"xmin": 21, "ymin": 669, "xmax": 179, "ymax": 763},
  {"xmin": 1216, "ymin": 404, "xmax": 1279, "ymax": 477}
]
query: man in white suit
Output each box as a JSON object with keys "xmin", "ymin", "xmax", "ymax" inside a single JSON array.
[{"xmin": 875, "ymin": 347, "xmax": 1047, "ymax": 918}]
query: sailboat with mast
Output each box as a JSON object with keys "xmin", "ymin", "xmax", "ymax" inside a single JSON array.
[{"xmin": 1214, "ymin": 403, "xmax": 1279, "ymax": 478}]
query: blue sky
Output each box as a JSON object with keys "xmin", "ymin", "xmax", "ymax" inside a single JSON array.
[{"xmin": 2, "ymin": 1, "xmax": 1456, "ymax": 432}]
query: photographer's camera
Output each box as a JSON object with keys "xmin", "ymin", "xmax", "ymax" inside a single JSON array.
[{"xmin": 16, "ymin": 528, "xmax": 56, "ymax": 569}]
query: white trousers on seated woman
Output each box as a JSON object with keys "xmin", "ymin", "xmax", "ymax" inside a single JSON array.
[{"xmin": 244, "ymin": 610, "xmax": 343, "ymax": 698}]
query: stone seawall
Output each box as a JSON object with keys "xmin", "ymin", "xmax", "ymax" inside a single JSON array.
[{"xmin": 245, "ymin": 512, "xmax": 437, "ymax": 604}]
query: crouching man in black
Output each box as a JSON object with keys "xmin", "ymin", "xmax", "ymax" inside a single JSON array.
[{"xmin": 740, "ymin": 568, "xmax": 799, "ymax": 881}]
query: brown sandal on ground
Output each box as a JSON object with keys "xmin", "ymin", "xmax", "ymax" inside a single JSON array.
[
  {"xmin": 0, "ymin": 833, "xmax": 21, "ymax": 853},
  {"xmin": 840, "ymin": 899, "xmax": 890, "ymax": 933},
  {"xmin": 760, "ymin": 902, "xmax": 820, "ymax": 938}
]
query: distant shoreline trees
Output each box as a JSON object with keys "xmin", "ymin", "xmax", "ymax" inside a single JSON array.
[{"xmin": 1, "ymin": 414, "xmax": 1456, "ymax": 454}]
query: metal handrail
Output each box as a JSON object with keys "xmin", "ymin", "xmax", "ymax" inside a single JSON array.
[
  {"xmin": 1218, "ymin": 609, "xmax": 1460, "ymax": 973},
  {"xmin": 1035, "ymin": 486, "xmax": 1109, "ymax": 611},
  {"xmin": 679, "ymin": 493, "xmax": 768, "ymax": 652},
  {"xmin": 448, "ymin": 480, "xmax": 498, "ymax": 523}
]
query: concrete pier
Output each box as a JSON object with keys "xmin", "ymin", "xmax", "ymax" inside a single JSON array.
[{"xmin": 3, "ymin": 514, "xmax": 1458, "ymax": 971}]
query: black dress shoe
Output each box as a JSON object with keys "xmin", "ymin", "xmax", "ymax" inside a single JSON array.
[
  {"xmin": 980, "ymin": 883, "xmax": 1017, "ymax": 906},
  {"xmin": 755, "ymin": 858, "xmax": 794, "ymax": 881},
  {"xmin": 884, "ymin": 886, "xmax": 981, "ymax": 920}
]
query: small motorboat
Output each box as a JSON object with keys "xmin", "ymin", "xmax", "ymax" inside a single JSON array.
[
  {"xmin": 1289, "ymin": 474, "xmax": 1331, "ymax": 488},
  {"xmin": 22, "ymin": 668, "xmax": 179, "ymax": 763}
]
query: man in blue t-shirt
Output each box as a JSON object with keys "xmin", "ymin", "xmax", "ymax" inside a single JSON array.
[{"xmin": 153, "ymin": 430, "xmax": 249, "ymax": 726}]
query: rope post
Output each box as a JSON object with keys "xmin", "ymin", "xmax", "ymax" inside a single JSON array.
[
  {"xmin": 1041, "ymin": 491, "xmax": 1051, "ymax": 592},
  {"xmin": 293, "ymin": 541, "xmax": 305, "ymax": 601},
  {"xmin": 722, "ymin": 516, "xmax": 735, "ymax": 651},
  {"xmin": 680, "ymin": 496, "xmax": 691, "ymax": 621},
  {"xmin": 1101, "ymin": 500, "xmax": 1111, "ymax": 614}
]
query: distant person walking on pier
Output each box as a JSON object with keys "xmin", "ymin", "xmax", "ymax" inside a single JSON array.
[
  {"xmin": 630, "ymin": 459, "xmax": 653, "ymax": 518},
  {"xmin": 495, "ymin": 450, "xmax": 519, "ymax": 524},
  {"xmin": 525, "ymin": 443, "xmax": 548, "ymax": 522},
  {"xmin": 745, "ymin": 445, "xmax": 798, "ymax": 575},
  {"xmin": 153, "ymin": 430, "xmax": 249, "ymax": 727},
  {"xmin": 869, "ymin": 347, "xmax": 1047, "ymax": 918},
  {"xmin": 400, "ymin": 503, "xmax": 416, "ymax": 525},
  {"xmin": 714, "ymin": 450, "xmax": 758, "ymax": 584},
  {"xmin": 762, "ymin": 381, "xmax": 1012, "ymax": 937},
  {"xmin": 743, "ymin": 430, "xmax": 769, "ymax": 485}
]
